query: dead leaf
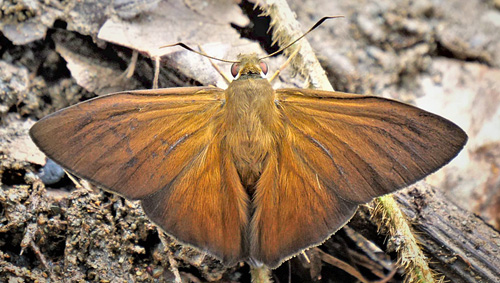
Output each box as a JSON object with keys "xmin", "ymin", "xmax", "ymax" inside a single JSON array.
[
  {"xmin": 0, "ymin": 114, "xmax": 45, "ymax": 165},
  {"xmin": 0, "ymin": 1, "xmax": 63, "ymax": 45},
  {"xmin": 98, "ymin": 0, "xmax": 249, "ymax": 58},
  {"xmin": 53, "ymin": 31, "xmax": 142, "ymax": 94},
  {"xmin": 0, "ymin": 61, "xmax": 29, "ymax": 115}
]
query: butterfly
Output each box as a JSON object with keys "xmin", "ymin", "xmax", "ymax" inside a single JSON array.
[{"xmin": 29, "ymin": 19, "xmax": 467, "ymax": 269}]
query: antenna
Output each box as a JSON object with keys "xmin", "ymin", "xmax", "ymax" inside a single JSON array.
[
  {"xmin": 259, "ymin": 16, "xmax": 344, "ymax": 60},
  {"xmin": 160, "ymin": 16, "xmax": 344, "ymax": 63}
]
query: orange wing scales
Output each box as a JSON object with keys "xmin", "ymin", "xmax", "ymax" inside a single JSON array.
[
  {"xmin": 30, "ymin": 85, "xmax": 467, "ymax": 269},
  {"xmin": 30, "ymin": 87, "xmax": 250, "ymax": 264},
  {"xmin": 247, "ymin": 89, "xmax": 466, "ymax": 267},
  {"xmin": 142, "ymin": 138, "xmax": 250, "ymax": 265},
  {"xmin": 251, "ymin": 133, "xmax": 358, "ymax": 268},
  {"xmin": 275, "ymin": 89, "xmax": 467, "ymax": 203}
]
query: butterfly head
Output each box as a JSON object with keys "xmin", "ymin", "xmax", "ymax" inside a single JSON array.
[{"xmin": 231, "ymin": 53, "xmax": 268, "ymax": 80}]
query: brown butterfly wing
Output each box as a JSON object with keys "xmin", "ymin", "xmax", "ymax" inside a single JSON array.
[
  {"xmin": 30, "ymin": 87, "xmax": 250, "ymax": 265},
  {"xmin": 251, "ymin": 89, "xmax": 467, "ymax": 268}
]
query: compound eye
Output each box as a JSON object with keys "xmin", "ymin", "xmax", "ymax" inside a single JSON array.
[
  {"xmin": 259, "ymin": 61, "xmax": 268, "ymax": 75},
  {"xmin": 231, "ymin": 63, "xmax": 240, "ymax": 77}
]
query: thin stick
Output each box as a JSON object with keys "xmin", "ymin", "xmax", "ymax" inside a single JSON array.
[
  {"xmin": 373, "ymin": 196, "xmax": 437, "ymax": 282},
  {"xmin": 259, "ymin": 16, "xmax": 343, "ymax": 60},
  {"xmin": 317, "ymin": 248, "xmax": 397, "ymax": 283},
  {"xmin": 261, "ymin": 0, "xmax": 335, "ymax": 91}
]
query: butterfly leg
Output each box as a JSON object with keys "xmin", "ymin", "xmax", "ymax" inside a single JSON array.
[
  {"xmin": 267, "ymin": 46, "xmax": 301, "ymax": 83},
  {"xmin": 122, "ymin": 50, "xmax": 139, "ymax": 79},
  {"xmin": 199, "ymin": 45, "xmax": 233, "ymax": 85},
  {"xmin": 152, "ymin": 56, "xmax": 161, "ymax": 89},
  {"xmin": 111, "ymin": 50, "xmax": 139, "ymax": 87}
]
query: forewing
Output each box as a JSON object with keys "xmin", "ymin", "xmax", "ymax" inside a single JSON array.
[
  {"xmin": 250, "ymin": 88, "xmax": 467, "ymax": 268},
  {"xmin": 275, "ymin": 88, "xmax": 467, "ymax": 203},
  {"xmin": 30, "ymin": 87, "xmax": 250, "ymax": 265}
]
